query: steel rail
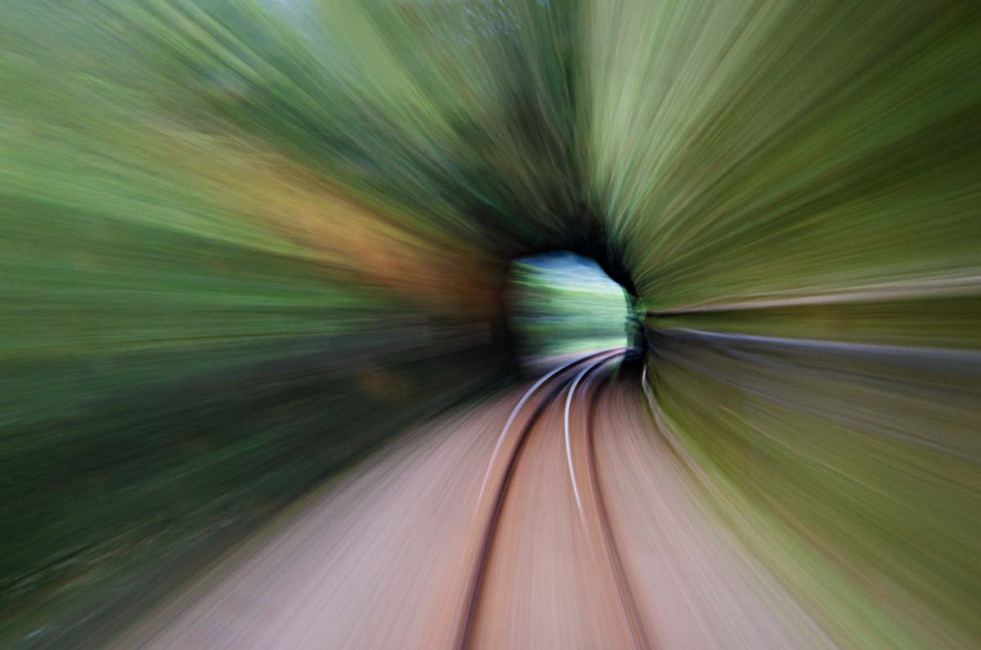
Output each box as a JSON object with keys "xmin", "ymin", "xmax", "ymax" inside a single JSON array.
[{"xmin": 455, "ymin": 348, "xmax": 626, "ymax": 650}]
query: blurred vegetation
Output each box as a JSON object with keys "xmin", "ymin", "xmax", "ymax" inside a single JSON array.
[
  {"xmin": 648, "ymin": 335, "xmax": 980, "ymax": 649},
  {"xmin": 0, "ymin": 1, "xmax": 526, "ymax": 644},
  {"xmin": 2, "ymin": 0, "xmax": 980, "ymax": 647}
]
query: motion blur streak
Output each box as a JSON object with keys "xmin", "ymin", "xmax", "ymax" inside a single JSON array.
[{"xmin": 1, "ymin": 1, "xmax": 978, "ymax": 649}]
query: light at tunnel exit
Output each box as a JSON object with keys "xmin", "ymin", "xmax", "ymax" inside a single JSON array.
[{"xmin": 507, "ymin": 252, "xmax": 639, "ymax": 363}]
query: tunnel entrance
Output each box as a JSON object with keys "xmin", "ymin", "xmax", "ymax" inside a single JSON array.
[{"xmin": 505, "ymin": 252, "xmax": 643, "ymax": 367}]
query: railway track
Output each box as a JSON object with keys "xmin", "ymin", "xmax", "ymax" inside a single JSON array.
[{"xmin": 456, "ymin": 348, "xmax": 652, "ymax": 649}]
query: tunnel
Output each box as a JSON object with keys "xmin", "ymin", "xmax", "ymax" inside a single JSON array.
[{"xmin": 3, "ymin": 1, "xmax": 980, "ymax": 648}]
